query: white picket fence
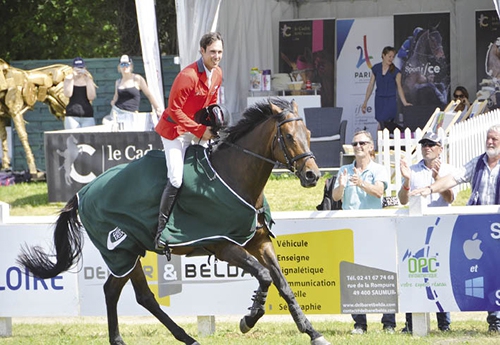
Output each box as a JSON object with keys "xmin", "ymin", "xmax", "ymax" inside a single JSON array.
[{"xmin": 376, "ymin": 109, "xmax": 500, "ymax": 197}]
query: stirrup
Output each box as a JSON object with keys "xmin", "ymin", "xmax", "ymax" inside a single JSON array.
[{"xmin": 155, "ymin": 235, "xmax": 172, "ymax": 261}]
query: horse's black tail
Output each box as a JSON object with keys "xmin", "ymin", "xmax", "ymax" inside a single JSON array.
[{"xmin": 17, "ymin": 195, "xmax": 83, "ymax": 279}]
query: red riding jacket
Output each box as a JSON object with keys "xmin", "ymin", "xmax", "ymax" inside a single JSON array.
[{"xmin": 156, "ymin": 58, "xmax": 222, "ymax": 140}]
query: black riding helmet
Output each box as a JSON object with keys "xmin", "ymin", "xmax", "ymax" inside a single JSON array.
[{"xmin": 193, "ymin": 104, "xmax": 230, "ymax": 135}]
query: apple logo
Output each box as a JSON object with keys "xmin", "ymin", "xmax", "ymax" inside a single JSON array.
[{"xmin": 463, "ymin": 232, "xmax": 483, "ymax": 260}]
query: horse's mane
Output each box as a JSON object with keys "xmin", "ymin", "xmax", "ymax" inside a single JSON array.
[{"xmin": 220, "ymin": 98, "xmax": 291, "ymax": 144}]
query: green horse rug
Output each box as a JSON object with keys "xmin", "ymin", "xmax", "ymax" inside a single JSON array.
[{"xmin": 77, "ymin": 145, "xmax": 272, "ymax": 277}]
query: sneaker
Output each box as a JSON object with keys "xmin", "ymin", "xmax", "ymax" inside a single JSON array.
[
  {"xmin": 439, "ymin": 326, "xmax": 451, "ymax": 332},
  {"xmin": 488, "ymin": 325, "xmax": 500, "ymax": 333},
  {"xmin": 383, "ymin": 326, "xmax": 395, "ymax": 334},
  {"xmin": 351, "ymin": 327, "xmax": 366, "ymax": 334}
]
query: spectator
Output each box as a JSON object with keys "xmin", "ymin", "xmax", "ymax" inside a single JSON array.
[
  {"xmin": 361, "ymin": 46, "xmax": 411, "ymax": 130},
  {"xmin": 109, "ymin": 55, "xmax": 162, "ymax": 130},
  {"xmin": 453, "ymin": 86, "xmax": 470, "ymax": 113},
  {"xmin": 63, "ymin": 57, "xmax": 97, "ymax": 129},
  {"xmin": 332, "ymin": 129, "xmax": 396, "ymax": 333},
  {"xmin": 411, "ymin": 124, "xmax": 500, "ymax": 333},
  {"xmin": 398, "ymin": 131, "xmax": 455, "ymax": 332}
]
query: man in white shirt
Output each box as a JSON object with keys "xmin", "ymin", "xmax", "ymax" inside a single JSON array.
[{"xmin": 398, "ymin": 131, "xmax": 455, "ymax": 332}]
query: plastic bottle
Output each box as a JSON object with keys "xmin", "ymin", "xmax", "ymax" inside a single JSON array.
[
  {"xmin": 250, "ymin": 68, "xmax": 261, "ymax": 91},
  {"xmin": 261, "ymin": 70, "xmax": 271, "ymax": 91}
]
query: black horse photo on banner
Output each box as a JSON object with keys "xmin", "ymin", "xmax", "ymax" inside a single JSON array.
[
  {"xmin": 394, "ymin": 13, "xmax": 451, "ymax": 130},
  {"xmin": 16, "ymin": 99, "xmax": 332, "ymax": 345},
  {"xmin": 476, "ymin": 10, "xmax": 500, "ymax": 111}
]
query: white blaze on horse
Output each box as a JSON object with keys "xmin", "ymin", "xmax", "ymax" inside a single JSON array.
[{"xmin": 17, "ymin": 99, "xmax": 331, "ymax": 345}]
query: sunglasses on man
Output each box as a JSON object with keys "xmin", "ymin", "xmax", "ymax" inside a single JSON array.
[
  {"xmin": 351, "ymin": 141, "xmax": 370, "ymax": 147},
  {"xmin": 453, "ymin": 93, "xmax": 464, "ymax": 99},
  {"xmin": 120, "ymin": 62, "xmax": 130, "ymax": 68},
  {"xmin": 420, "ymin": 141, "xmax": 439, "ymax": 148}
]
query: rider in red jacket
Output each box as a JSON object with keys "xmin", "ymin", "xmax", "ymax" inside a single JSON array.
[{"xmin": 154, "ymin": 32, "xmax": 224, "ymax": 257}]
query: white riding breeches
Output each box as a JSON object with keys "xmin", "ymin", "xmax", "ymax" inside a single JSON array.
[{"xmin": 161, "ymin": 133, "xmax": 208, "ymax": 188}]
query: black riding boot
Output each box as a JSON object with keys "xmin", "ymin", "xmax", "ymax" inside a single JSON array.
[{"xmin": 154, "ymin": 181, "xmax": 179, "ymax": 259}]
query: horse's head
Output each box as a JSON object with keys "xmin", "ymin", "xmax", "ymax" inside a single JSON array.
[
  {"xmin": 268, "ymin": 100, "xmax": 320, "ymax": 187},
  {"xmin": 220, "ymin": 99, "xmax": 320, "ymax": 188},
  {"xmin": 425, "ymin": 28, "xmax": 445, "ymax": 61}
]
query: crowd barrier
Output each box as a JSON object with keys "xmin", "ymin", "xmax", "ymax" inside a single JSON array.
[{"xmin": 1, "ymin": 199, "xmax": 500, "ymax": 336}]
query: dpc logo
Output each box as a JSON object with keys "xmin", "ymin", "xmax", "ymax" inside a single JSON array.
[
  {"xmin": 401, "ymin": 217, "xmax": 441, "ymax": 278},
  {"xmin": 401, "ymin": 217, "xmax": 446, "ymax": 311}
]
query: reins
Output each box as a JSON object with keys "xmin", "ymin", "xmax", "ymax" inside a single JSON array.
[{"xmin": 217, "ymin": 109, "xmax": 315, "ymax": 175}]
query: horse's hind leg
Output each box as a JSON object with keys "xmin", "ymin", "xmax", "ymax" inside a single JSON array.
[
  {"xmin": 214, "ymin": 243, "xmax": 273, "ymax": 334},
  {"xmin": 249, "ymin": 233, "xmax": 331, "ymax": 345},
  {"xmin": 103, "ymin": 271, "xmax": 129, "ymax": 345},
  {"xmin": 128, "ymin": 260, "xmax": 199, "ymax": 345}
]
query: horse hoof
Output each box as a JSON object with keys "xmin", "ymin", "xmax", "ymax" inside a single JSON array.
[
  {"xmin": 311, "ymin": 336, "xmax": 331, "ymax": 345},
  {"xmin": 239, "ymin": 317, "xmax": 251, "ymax": 334}
]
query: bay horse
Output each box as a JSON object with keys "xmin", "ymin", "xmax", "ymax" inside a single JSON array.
[
  {"xmin": 401, "ymin": 25, "xmax": 449, "ymax": 107},
  {"xmin": 17, "ymin": 99, "xmax": 331, "ymax": 345}
]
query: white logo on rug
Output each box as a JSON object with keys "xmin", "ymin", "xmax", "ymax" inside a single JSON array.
[{"xmin": 107, "ymin": 227, "xmax": 127, "ymax": 250}]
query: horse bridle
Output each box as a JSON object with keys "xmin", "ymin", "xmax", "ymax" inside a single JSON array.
[{"xmin": 222, "ymin": 110, "xmax": 315, "ymax": 175}]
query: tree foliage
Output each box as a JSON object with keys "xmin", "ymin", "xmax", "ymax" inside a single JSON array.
[{"xmin": 0, "ymin": 0, "xmax": 177, "ymax": 61}]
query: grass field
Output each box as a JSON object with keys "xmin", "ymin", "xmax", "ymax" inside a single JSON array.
[
  {"xmin": 0, "ymin": 174, "xmax": 470, "ymax": 216},
  {"xmin": 0, "ymin": 314, "xmax": 499, "ymax": 344}
]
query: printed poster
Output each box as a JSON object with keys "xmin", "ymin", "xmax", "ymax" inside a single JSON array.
[
  {"xmin": 394, "ymin": 12, "xmax": 451, "ymax": 131},
  {"xmin": 336, "ymin": 17, "xmax": 393, "ymax": 143},
  {"xmin": 476, "ymin": 10, "xmax": 500, "ymax": 112},
  {"xmin": 279, "ymin": 19, "xmax": 336, "ymax": 107},
  {"xmin": 398, "ymin": 214, "xmax": 500, "ymax": 312}
]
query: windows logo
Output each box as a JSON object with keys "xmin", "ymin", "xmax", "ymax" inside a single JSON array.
[{"xmin": 465, "ymin": 277, "xmax": 484, "ymax": 298}]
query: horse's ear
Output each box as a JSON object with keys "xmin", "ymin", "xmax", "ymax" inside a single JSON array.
[
  {"xmin": 269, "ymin": 101, "xmax": 282, "ymax": 115},
  {"xmin": 291, "ymin": 100, "xmax": 299, "ymax": 114}
]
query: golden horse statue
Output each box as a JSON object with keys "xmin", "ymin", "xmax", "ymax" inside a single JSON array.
[{"xmin": 0, "ymin": 59, "xmax": 73, "ymax": 178}]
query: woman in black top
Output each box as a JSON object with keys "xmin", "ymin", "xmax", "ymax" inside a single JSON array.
[
  {"xmin": 108, "ymin": 55, "xmax": 162, "ymax": 131},
  {"xmin": 63, "ymin": 57, "xmax": 97, "ymax": 129}
]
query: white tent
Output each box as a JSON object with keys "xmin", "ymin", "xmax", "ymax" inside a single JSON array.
[{"xmin": 145, "ymin": 0, "xmax": 496, "ymax": 123}]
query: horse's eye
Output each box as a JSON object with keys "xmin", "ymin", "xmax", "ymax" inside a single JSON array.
[{"xmin": 286, "ymin": 133, "xmax": 294, "ymax": 141}]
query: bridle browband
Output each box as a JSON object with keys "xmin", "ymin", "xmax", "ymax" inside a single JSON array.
[{"xmin": 221, "ymin": 109, "xmax": 315, "ymax": 175}]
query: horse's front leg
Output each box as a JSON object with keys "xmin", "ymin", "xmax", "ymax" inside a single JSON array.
[
  {"xmin": 128, "ymin": 261, "xmax": 199, "ymax": 345},
  {"xmin": 214, "ymin": 243, "xmax": 273, "ymax": 334},
  {"xmin": 249, "ymin": 232, "xmax": 331, "ymax": 345}
]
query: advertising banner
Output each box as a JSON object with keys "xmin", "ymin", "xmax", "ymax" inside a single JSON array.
[
  {"xmin": 336, "ymin": 17, "xmax": 393, "ymax": 142},
  {"xmin": 476, "ymin": 10, "xmax": 500, "ymax": 112},
  {"xmin": 394, "ymin": 12, "xmax": 451, "ymax": 130},
  {"xmin": 0, "ymin": 225, "xmax": 79, "ymax": 317},
  {"xmin": 398, "ymin": 214, "xmax": 500, "ymax": 312},
  {"xmin": 44, "ymin": 215, "xmax": 399, "ymax": 316},
  {"xmin": 44, "ymin": 130, "xmax": 162, "ymax": 202},
  {"xmin": 5, "ymin": 208, "xmax": 500, "ymax": 317},
  {"xmin": 279, "ymin": 19, "xmax": 336, "ymax": 107}
]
